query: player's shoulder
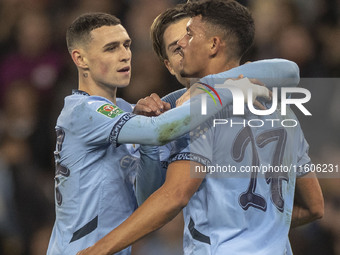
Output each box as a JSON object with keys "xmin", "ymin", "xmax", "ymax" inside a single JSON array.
[
  {"xmin": 115, "ymin": 97, "xmax": 134, "ymax": 113},
  {"xmin": 59, "ymin": 92, "xmax": 121, "ymax": 126},
  {"xmin": 65, "ymin": 92, "xmax": 116, "ymax": 112}
]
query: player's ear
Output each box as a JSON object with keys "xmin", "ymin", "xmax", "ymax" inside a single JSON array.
[
  {"xmin": 71, "ymin": 49, "xmax": 88, "ymax": 69},
  {"xmin": 164, "ymin": 59, "xmax": 176, "ymax": 76},
  {"xmin": 209, "ymin": 36, "xmax": 222, "ymax": 57}
]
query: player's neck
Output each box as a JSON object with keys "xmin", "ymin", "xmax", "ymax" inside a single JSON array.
[
  {"xmin": 222, "ymin": 59, "xmax": 240, "ymax": 72},
  {"xmin": 78, "ymin": 74, "xmax": 117, "ymax": 104},
  {"xmin": 201, "ymin": 57, "xmax": 239, "ymax": 77}
]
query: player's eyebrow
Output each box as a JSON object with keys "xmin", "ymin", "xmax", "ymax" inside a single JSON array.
[
  {"xmin": 103, "ymin": 39, "xmax": 131, "ymax": 50},
  {"xmin": 167, "ymin": 40, "xmax": 179, "ymax": 51},
  {"xmin": 103, "ymin": 41, "xmax": 119, "ymax": 50}
]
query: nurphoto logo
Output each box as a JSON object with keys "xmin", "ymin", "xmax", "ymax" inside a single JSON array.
[
  {"xmin": 200, "ymin": 83, "xmax": 312, "ymax": 116},
  {"xmin": 197, "ymin": 81, "xmax": 222, "ymax": 115}
]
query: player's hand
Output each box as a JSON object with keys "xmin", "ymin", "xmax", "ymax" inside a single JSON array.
[
  {"xmin": 77, "ymin": 244, "xmax": 111, "ymax": 255},
  {"xmin": 224, "ymin": 76, "xmax": 271, "ymax": 110},
  {"xmin": 76, "ymin": 247, "xmax": 91, "ymax": 255},
  {"xmin": 76, "ymin": 246, "xmax": 104, "ymax": 255},
  {"xmin": 133, "ymin": 93, "xmax": 171, "ymax": 116},
  {"xmin": 176, "ymin": 75, "xmax": 271, "ymax": 109},
  {"xmin": 175, "ymin": 83, "xmax": 205, "ymax": 107}
]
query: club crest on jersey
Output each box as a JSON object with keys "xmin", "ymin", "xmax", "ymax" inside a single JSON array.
[{"xmin": 97, "ymin": 103, "xmax": 124, "ymax": 118}]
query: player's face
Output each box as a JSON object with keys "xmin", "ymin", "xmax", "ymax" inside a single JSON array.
[
  {"xmin": 85, "ymin": 25, "xmax": 132, "ymax": 88},
  {"xmin": 177, "ymin": 16, "xmax": 211, "ymax": 79},
  {"xmin": 163, "ymin": 18, "xmax": 191, "ymax": 87}
]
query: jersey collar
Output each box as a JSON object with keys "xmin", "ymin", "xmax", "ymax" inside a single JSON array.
[{"xmin": 72, "ymin": 89, "xmax": 89, "ymax": 96}]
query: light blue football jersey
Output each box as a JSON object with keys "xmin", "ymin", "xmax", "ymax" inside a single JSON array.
[
  {"xmin": 167, "ymin": 100, "xmax": 310, "ymax": 254},
  {"xmin": 47, "ymin": 90, "xmax": 139, "ymax": 255},
  {"xmin": 158, "ymin": 58, "xmax": 301, "ymax": 185}
]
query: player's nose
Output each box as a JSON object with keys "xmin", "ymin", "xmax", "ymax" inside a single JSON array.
[
  {"xmin": 177, "ymin": 34, "xmax": 187, "ymax": 48},
  {"xmin": 120, "ymin": 47, "xmax": 131, "ymax": 62}
]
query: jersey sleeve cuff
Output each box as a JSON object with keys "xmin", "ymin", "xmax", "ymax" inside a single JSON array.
[
  {"xmin": 109, "ymin": 112, "xmax": 136, "ymax": 147},
  {"xmin": 296, "ymin": 162, "xmax": 312, "ymax": 178},
  {"xmin": 168, "ymin": 152, "xmax": 211, "ymax": 166}
]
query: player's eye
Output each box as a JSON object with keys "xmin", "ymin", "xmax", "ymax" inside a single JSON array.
[
  {"xmin": 106, "ymin": 45, "xmax": 118, "ymax": 51},
  {"xmin": 124, "ymin": 42, "xmax": 131, "ymax": 49},
  {"xmin": 186, "ymin": 27, "xmax": 193, "ymax": 37},
  {"xmin": 173, "ymin": 46, "xmax": 181, "ymax": 54}
]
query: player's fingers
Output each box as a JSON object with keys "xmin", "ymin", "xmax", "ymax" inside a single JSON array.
[
  {"xmin": 176, "ymin": 97, "xmax": 184, "ymax": 107},
  {"xmin": 189, "ymin": 83, "xmax": 207, "ymax": 98},
  {"xmin": 253, "ymin": 100, "xmax": 267, "ymax": 110},
  {"xmin": 133, "ymin": 103, "xmax": 153, "ymax": 115},
  {"xmin": 176, "ymin": 94, "xmax": 190, "ymax": 106},
  {"xmin": 134, "ymin": 98, "xmax": 151, "ymax": 109},
  {"xmin": 176, "ymin": 83, "xmax": 207, "ymax": 107},
  {"xmin": 162, "ymin": 101, "xmax": 171, "ymax": 111},
  {"xmin": 150, "ymin": 93, "xmax": 165, "ymax": 110},
  {"xmin": 176, "ymin": 90, "xmax": 191, "ymax": 106},
  {"xmin": 268, "ymin": 90, "xmax": 272, "ymax": 100},
  {"xmin": 249, "ymin": 78, "xmax": 265, "ymax": 87},
  {"xmin": 134, "ymin": 98, "xmax": 157, "ymax": 115},
  {"xmin": 253, "ymin": 84, "xmax": 271, "ymax": 100},
  {"xmin": 230, "ymin": 74, "xmax": 244, "ymax": 81},
  {"xmin": 76, "ymin": 247, "xmax": 90, "ymax": 255},
  {"xmin": 142, "ymin": 96, "xmax": 163, "ymax": 115}
]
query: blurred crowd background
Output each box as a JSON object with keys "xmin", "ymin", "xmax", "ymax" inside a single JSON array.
[{"xmin": 0, "ymin": 0, "xmax": 339, "ymax": 254}]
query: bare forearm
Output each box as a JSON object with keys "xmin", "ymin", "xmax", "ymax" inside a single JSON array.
[
  {"xmin": 77, "ymin": 161, "xmax": 201, "ymax": 255},
  {"xmin": 291, "ymin": 172, "xmax": 324, "ymax": 228},
  {"xmin": 291, "ymin": 204, "xmax": 322, "ymax": 228},
  {"xmin": 86, "ymin": 186, "xmax": 184, "ymax": 254}
]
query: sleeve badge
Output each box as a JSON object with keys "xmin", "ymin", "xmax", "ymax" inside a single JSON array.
[{"xmin": 96, "ymin": 103, "xmax": 124, "ymax": 118}]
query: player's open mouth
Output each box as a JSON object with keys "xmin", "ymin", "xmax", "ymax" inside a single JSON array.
[{"xmin": 118, "ymin": 66, "xmax": 130, "ymax": 73}]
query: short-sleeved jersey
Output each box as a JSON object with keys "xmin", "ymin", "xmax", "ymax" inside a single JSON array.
[
  {"xmin": 47, "ymin": 90, "xmax": 139, "ymax": 255},
  {"xmin": 168, "ymin": 103, "xmax": 311, "ymax": 255}
]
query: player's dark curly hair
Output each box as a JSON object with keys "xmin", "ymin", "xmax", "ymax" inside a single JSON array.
[
  {"xmin": 66, "ymin": 12, "xmax": 121, "ymax": 53},
  {"xmin": 184, "ymin": 0, "xmax": 255, "ymax": 60},
  {"xmin": 151, "ymin": 4, "xmax": 190, "ymax": 62}
]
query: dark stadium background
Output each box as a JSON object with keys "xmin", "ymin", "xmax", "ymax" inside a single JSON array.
[{"xmin": 0, "ymin": 0, "xmax": 339, "ymax": 254}]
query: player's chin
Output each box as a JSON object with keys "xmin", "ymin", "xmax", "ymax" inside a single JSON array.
[
  {"xmin": 117, "ymin": 82, "xmax": 130, "ymax": 88},
  {"xmin": 180, "ymin": 69, "xmax": 190, "ymax": 78},
  {"xmin": 117, "ymin": 78, "xmax": 131, "ymax": 88}
]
